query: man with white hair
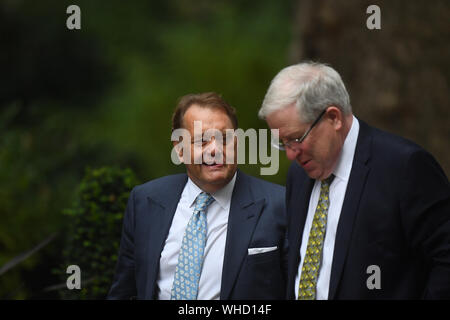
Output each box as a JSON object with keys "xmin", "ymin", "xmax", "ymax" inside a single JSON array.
[{"xmin": 259, "ymin": 61, "xmax": 450, "ymax": 299}]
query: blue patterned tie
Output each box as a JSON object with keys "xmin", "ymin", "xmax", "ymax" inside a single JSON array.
[{"xmin": 171, "ymin": 192, "xmax": 214, "ymax": 300}]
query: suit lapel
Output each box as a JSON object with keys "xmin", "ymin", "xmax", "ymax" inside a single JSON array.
[
  {"xmin": 328, "ymin": 120, "xmax": 372, "ymax": 299},
  {"xmin": 143, "ymin": 174, "xmax": 188, "ymax": 299},
  {"xmin": 287, "ymin": 167, "xmax": 315, "ymax": 299},
  {"xmin": 220, "ymin": 171, "xmax": 265, "ymax": 299}
]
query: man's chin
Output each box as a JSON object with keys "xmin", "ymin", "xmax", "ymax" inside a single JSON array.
[
  {"xmin": 302, "ymin": 166, "xmax": 322, "ymax": 180},
  {"xmin": 202, "ymin": 169, "xmax": 229, "ymax": 181},
  {"xmin": 202, "ymin": 165, "xmax": 236, "ymax": 182}
]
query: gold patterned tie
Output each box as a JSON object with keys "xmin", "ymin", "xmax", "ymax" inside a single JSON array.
[{"xmin": 298, "ymin": 175, "xmax": 334, "ymax": 300}]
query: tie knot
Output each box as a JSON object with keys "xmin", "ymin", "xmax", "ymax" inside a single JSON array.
[
  {"xmin": 322, "ymin": 174, "xmax": 335, "ymax": 187},
  {"xmin": 194, "ymin": 192, "xmax": 214, "ymax": 213}
]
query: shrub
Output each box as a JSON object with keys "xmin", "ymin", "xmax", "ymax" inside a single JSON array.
[{"xmin": 57, "ymin": 166, "xmax": 139, "ymax": 299}]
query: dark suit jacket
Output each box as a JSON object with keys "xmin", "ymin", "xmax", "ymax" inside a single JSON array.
[
  {"xmin": 108, "ymin": 169, "xmax": 287, "ymax": 300},
  {"xmin": 286, "ymin": 120, "xmax": 450, "ymax": 299}
]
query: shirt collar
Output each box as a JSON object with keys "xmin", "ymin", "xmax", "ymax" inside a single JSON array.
[
  {"xmin": 186, "ymin": 171, "xmax": 237, "ymax": 211},
  {"xmin": 332, "ymin": 115, "xmax": 360, "ymax": 182}
]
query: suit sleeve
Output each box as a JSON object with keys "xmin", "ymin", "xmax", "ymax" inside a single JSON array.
[
  {"xmin": 281, "ymin": 229, "xmax": 289, "ymax": 286},
  {"xmin": 107, "ymin": 187, "xmax": 138, "ymax": 299},
  {"xmin": 285, "ymin": 162, "xmax": 297, "ymax": 222},
  {"xmin": 400, "ymin": 149, "xmax": 450, "ymax": 299},
  {"xmin": 276, "ymin": 183, "xmax": 289, "ymax": 288}
]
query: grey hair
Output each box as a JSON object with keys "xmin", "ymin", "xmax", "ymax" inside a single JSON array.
[{"xmin": 258, "ymin": 62, "xmax": 352, "ymax": 123}]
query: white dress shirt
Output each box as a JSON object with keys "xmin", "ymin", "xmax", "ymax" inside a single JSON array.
[
  {"xmin": 156, "ymin": 172, "xmax": 236, "ymax": 300},
  {"xmin": 295, "ymin": 116, "xmax": 359, "ymax": 300}
]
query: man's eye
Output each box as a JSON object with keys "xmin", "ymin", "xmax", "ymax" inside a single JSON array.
[
  {"xmin": 193, "ymin": 136, "xmax": 229, "ymax": 145},
  {"xmin": 193, "ymin": 140, "xmax": 209, "ymax": 146}
]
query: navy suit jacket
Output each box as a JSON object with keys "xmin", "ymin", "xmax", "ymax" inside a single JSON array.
[
  {"xmin": 286, "ymin": 120, "xmax": 450, "ymax": 299},
  {"xmin": 108, "ymin": 169, "xmax": 287, "ymax": 300}
]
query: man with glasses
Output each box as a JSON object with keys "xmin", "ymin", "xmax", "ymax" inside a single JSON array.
[
  {"xmin": 108, "ymin": 92, "xmax": 287, "ymax": 300},
  {"xmin": 259, "ymin": 62, "xmax": 450, "ymax": 299}
]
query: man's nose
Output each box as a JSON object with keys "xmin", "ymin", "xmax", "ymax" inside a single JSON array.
[
  {"xmin": 207, "ymin": 138, "xmax": 220, "ymax": 155},
  {"xmin": 285, "ymin": 146, "xmax": 301, "ymax": 161},
  {"xmin": 203, "ymin": 138, "xmax": 223, "ymax": 158}
]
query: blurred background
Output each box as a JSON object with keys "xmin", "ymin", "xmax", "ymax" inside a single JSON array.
[{"xmin": 0, "ymin": 0, "xmax": 448, "ymax": 299}]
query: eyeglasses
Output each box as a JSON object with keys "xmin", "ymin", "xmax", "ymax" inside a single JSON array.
[{"xmin": 271, "ymin": 109, "xmax": 327, "ymax": 151}]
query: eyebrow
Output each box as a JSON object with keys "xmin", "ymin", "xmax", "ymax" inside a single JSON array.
[
  {"xmin": 193, "ymin": 131, "xmax": 229, "ymax": 139},
  {"xmin": 285, "ymin": 129, "xmax": 305, "ymax": 140}
]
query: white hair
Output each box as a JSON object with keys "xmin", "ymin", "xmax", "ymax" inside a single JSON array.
[{"xmin": 258, "ymin": 62, "xmax": 352, "ymax": 123}]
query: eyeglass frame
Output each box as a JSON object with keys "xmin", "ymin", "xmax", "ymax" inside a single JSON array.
[{"xmin": 272, "ymin": 108, "xmax": 327, "ymax": 151}]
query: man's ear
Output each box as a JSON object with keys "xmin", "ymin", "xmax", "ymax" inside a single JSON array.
[
  {"xmin": 172, "ymin": 140, "xmax": 184, "ymax": 163},
  {"xmin": 327, "ymin": 106, "xmax": 343, "ymax": 130}
]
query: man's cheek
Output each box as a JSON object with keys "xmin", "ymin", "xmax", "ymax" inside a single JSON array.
[
  {"xmin": 191, "ymin": 147, "xmax": 203, "ymax": 164},
  {"xmin": 224, "ymin": 144, "xmax": 236, "ymax": 164}
]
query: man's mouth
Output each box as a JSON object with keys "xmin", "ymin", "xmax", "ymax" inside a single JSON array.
[
  {"xmin": 300, "ymin": 159, "xmax": 310, "ymax": 167},
  {"xmin": 202, "ymin": 162, "xmax": 224, "ymax": 168}
]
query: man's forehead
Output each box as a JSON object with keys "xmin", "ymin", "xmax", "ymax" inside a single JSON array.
[
  {"xmin": 192, "ymin": 128, "xmax": 230, "ymax": 136},
  {"xmin": 268, "ymin": 108, "xmax": 305, "ymax": 130},
  {"xmin": 185, "ymin": 120, "xmax": 232, "ymax": 130},
  {"xmin": 183, "ymin": 111, "xmax": 233, "ymax": 133}
]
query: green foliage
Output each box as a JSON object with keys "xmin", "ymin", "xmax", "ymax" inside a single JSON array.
[
  {"xmin": 1, "ymin": 0, "xmax": 291, "ymax": 298},
  {"xmin": 57, "ymin": 166, "xmax": 139, "ymax": 300}
]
